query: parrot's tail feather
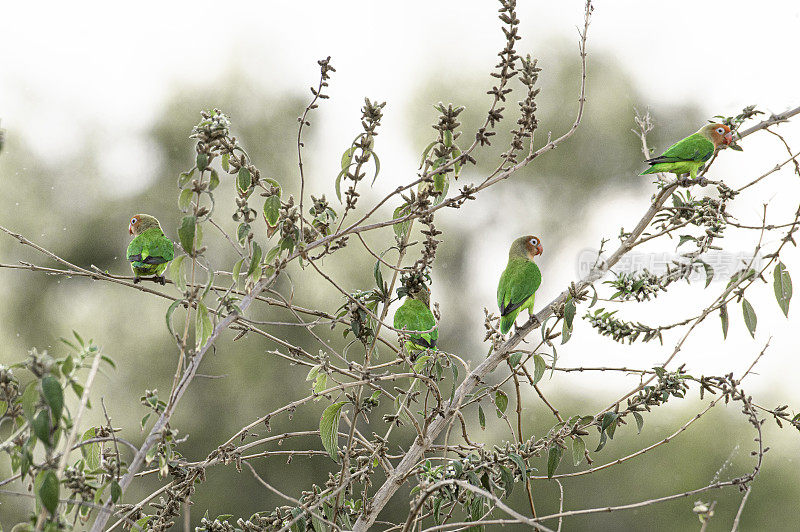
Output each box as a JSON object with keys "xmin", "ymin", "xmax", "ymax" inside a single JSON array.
[
  {"xmin": 639, "ymin": 166, "xmax": 658, "ymax": 175},
  {"xmin": 500, "ymin": 315, "xmax": 514, "ymax": 334}
]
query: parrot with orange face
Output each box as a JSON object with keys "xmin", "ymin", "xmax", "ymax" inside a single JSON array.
[
  {"xmin": 127, "ymin": 214, "xmax": 174, "ymax": 285},
  {"xmin": 640, "ymin": 123, "xmax": 733, "ymax": 180},
  {"xmin": 497, "ymin": 235, "xmax": 543, "ymax": 334}
]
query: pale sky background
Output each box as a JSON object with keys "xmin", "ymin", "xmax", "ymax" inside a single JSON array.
[{"xmin": 2, "ymin": 1, "xmax": 800, "ymax": 399}]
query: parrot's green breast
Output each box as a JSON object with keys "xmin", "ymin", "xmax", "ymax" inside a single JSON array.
[{"xmin": 497, "ymin": 258, "xmax": 541, "ymax": 334}]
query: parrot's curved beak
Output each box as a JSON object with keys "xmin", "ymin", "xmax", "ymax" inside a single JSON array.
[
  {"xmin": 128, "ymin": 225, "xmax": 133, "ymax": 235},
  {"xmin": 537, "ymin": 244, "xmax": 543, "ymax": 256},
  {"xmin": 723, "ymin": 132, "xmax": 733, "ymax": 145}
]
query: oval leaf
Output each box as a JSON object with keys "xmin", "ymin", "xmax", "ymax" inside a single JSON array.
[
  {"xmin": 237, "ymin": 167, "xmax": 252, "ymax": 193},
  {"xmin": 178, "ymin": 216, "xmax": 196, "ymax": 254},
  {"xmin": 208, "ymin": 169, "xmax": 220, "ymax": 191},
  {"xmin": 38, "ymin": 470, "xmax": 59, "ymax": 515},
  {"xmin": 320, "ymin": 401, "xmax": 347, "ymax": 461},
  {"xmin": 774, "ymin": 262, "xmax": 792, "ymax": 317},
  {"xmin": 263, "ymin": 195, "xmax": 281, "ymax": 227},
  {"xmin": 572, "ymin": 437, "xmax": 585, "ymax": 466},
  {"xmin": 41, "ymin": 376, "xmax": 64, "ymax": 421},
  {"xmin": 196, "ymin": 152, "xmax": 208, "ymax": 171},
  {"xmin": 742, "ymin": 298, "xmax": 757, "ymax": 338},
  {"xmin": 81, "ymin": 428, "xmax": 101, "ymax": 470},
  {"xmin": 720, "ymin": 303, "xmax": 729, "ymax": 340},
  {"xmin": 495, "ymin": 390, "xmax": 508, "ymax": 418},
  {"xmin": 32, "ymin": 410, "xmax": 51, "ymax": 446},
  {"xmin": 547, "ymin": 445, "xmax": 563, "ymax": 479},
  {"xmin": 532, "ymin": 354, "xmax": 546, "ymax": 385}
]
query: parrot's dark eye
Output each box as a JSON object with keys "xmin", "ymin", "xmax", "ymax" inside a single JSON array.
[
  {"xmin": 530, "ymin": 238, "xmax": 539, "ymax": 246},
  {"xmin": 716, "ymin": 127, "xmax": 724, "ymax": 135},
  {"xmin": 131, "ymin": 218, "xmax": 137, "ymax": 225}
]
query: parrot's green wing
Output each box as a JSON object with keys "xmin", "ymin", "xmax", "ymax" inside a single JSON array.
[
  {"xmin": 646, "ymin": 133, "xmax": 715, "ymax": 164},
  {"xmin": 394, "ymin": 299, "xmax": 438, "ymax": 349},
  {"xmin": 497, "ymin": 259, "xmax": 542, "ymax": 317},
  {"xmin": 127, "ymin": 228, "xmax": 174, "ymax": 265}
]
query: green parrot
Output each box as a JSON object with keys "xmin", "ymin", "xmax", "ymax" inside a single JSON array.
[
  {"xmin": 127, "ymin": 214, "xmax": 174, "ymax": 285},
  {"xmin": 497, "ymin": 235, "xmax": 543, "ymax": 334},
  {"xmin": 393, "ymin": 285, "xmax": 438, "ymax": 353},
  {"xmin": 640, "ymin": 122, "xmax": 733, "ymax": 180}
]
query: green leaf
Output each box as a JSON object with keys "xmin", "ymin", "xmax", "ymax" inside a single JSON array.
[
  {"xmin": 134, "ymin": 517, "xmax": 153, "ymax": 530},
  {"xmin": 38, "ymin": 470, "xmax": 59, "ymax": 515},
  {"xmin": 433, "ymin": 168, "xmax": 446, "ymax": 195},
  {"xmin": 478, "ymin": 405, "xmax": 486, "ymax": 430},
  {"xmin": 561, "ymin": 319, "xmax": 572, "ymax": 345},
  {"xmin": 178, "ymin": 215, "xmax": 196, "ymax": 254},
  {"xmin": 720, "ymin": 303, "xmax": 729, "ymax": 339},
  {"xmin": 41, "ymin": 376, "xmax": 63, "ymax": 421},
  {"xmin": 237, "ymin": 167, "xmax": 251, "ymax": 192},
  {"xmin": 237, "ymin": 222, "xmax": 250, "ymax": 245},
  {"xmin": 178, "ymin": 169, "xmax": 194, "ymax": 188},
  {"xmin": 373, "ymin": 261, "xmax": 383, "ymax": 289},
  {"xmin": 263, "ymin": 195, "xmax": 281, "ymax": 227},
  {"xmin": 774, "ymin": 262, "xmax": 792, "ymax": 317},
  {"xmin": 231, "ymin": 257, "xmax": 245, "ymax": 288},
  {"xmin": 600, "ymin": 412, "xmax": 617, "ymax": 434},
  {"xmin": 371, "ymin": 151, "xmax": 381, "ymax": 185},
  {"xmin": 169, "ymin": 255, "xmax": 187, "ymax": 292},
  {"xmin": 508, "ymin": 452, "xmax": 526, "ymax": 476},
  {"xmin": 247, "ymin": 242, "xmax": 263, "ymax": 278},
  {"xmin": 196, "ymin": 302, "xmax": 213, "ymax": 349},
  {"xmin": 419, "ymin": 141, "xmax": 437, "ymax": 168},
  {"xmin": 165, "ymin": 299, "xmax": 183, "ymax": 339},
  {"xmin": 742, "ymin": 298, "xmax": 757, "ymax": 338},
  {"xmin": 495, "ymin": 390, "xmax": 508, "ymax": 418},
  {"xmin": 290, "ymin": 508, "xmax": 306, "ymax": 532},
  {"xmin": 702, "ymin": 261, "xmax": 714, "ymax": 288},
  {"xmin": 595, "ymin": 430, "xmax": 608, "ymax": 452},
  {"xmin": 443, "ymin": 130, "xmax": 453, "ymax": 148},
  {"xmin": 392, "ymin": 204, "xmax": 411, "ymax": 239},
  {"xmin": 208, "ymin": 169, "xmax": 220, "ymax": 191},
  {"xmin": 21, "ymin": 381, "xmax": 38, "ymax": 420},
  {"xmin": 306, "ymin": 365, "xmax": 321, "ymax": 382},
  {"xmin": 81, "ymin": 428, "xmax": 101, "ymax": 470},
  {"xmin": 32, "ymin": 410, "xmax": 51, "ymax": 445},
  {"xmin": 532, "ymin": 354, "xmax": 546, "ymax": 385},
  {"xmin": 110, "ymin": 480, "xmax": 122, "ymax": 503},
  {"xmin": 413, "ymin": 355, "xmax": 431, "ymax": 373},
  {"xmin": 499, "ymin": 465, "xmax": 513, "ymax": 498},
  {"xmin": 572, "ymin": 437, "xmax": 585, "ymax": 466},
  {"xmin": 564, "ymin": 299, "xmax": 576, "ymax": 329},
  {"xmin": 221, "ymin": 153, "xmax": 230, "ymax": 172},
  {"xmin": 178, "ymin": 188, "xmax": 193, "ymax": 211},
  {"xmin": 341, "ymin": 146, "xmax": 355, "ymax": 171},
  {"xmin": 196, "ymin": 152, "xmax": 209, "ymax": 171},
  {"xmin": 311, "ymin": 514, "xmax": 327, "ymax": 532},
  {"xmin": 61, "ymin": 354, "xmax": 74, "ymax": 376},
  {"xmin": 334, "ymin": 169, "xmax": 346, "ymax": 203},
  {"xmin": 633, "ymin": 411, "xmax": 644, "ymax": 434},
  {"xmin": 319, "ymin": 401, "xmax": 347, "ymax": 461},
  {"xmin": 508, "ymin": 352, "xmax": 522, "ymax": 367},
  {"xmin": 547, "ymin": 445, "xmax": 563, "ymax": 479}
]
